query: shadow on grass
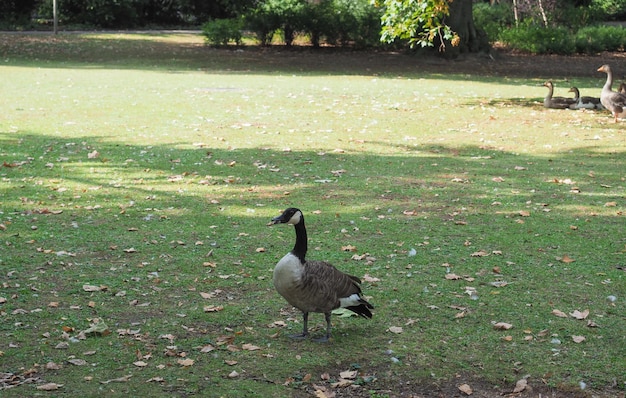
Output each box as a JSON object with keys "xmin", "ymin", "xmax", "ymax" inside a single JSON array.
[
  {"xmin": 0, "ymin": 32, "xmax": 616, "ymax": 85},
  {"xmin": 1, "ymin": 132, "xmax": 625, "ymax": 396}
]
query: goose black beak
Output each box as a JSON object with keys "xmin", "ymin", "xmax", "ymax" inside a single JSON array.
[{"xmin": 269, "ymin": 216, "xmax": 284, "ymax": 225}]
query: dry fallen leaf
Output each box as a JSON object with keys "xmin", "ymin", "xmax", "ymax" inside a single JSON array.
[
  {"xmin": 37, "ymin": 383, "xmax": 64, "ymax": 391},
  {"xmin": 445, "ymin": 273, "xmax": 462, "ymax": 280},
  {"xmin": 493, "ymin": 322, "xmax": 513, "ymax": 330},
  {"xmin": 133, "ymin": 361, "xmax": 148, "ymax": 367},
  {"xmin": 388, "ymin": 326, "xmax": 403, "ymax": 334},
  {"xmin": 340, "ymin": 370, "xmax": 358, "ymax": 380},
  {"xmin": 177, "ymin": 358, "xmax": 194, "ymax": 367},
  {"xmin": 362, "ymin": 274, "xmax": 380, "ymax": 283},
  {"xmin": 458, "ymin": 383, "xmax": 473, "ymax": 395},
  {"xmin": 204, "ymin": 305, "xmax": 224, "ymax": 312},
  {"xmin": 242, "ymin": 343, "xmax": 261, "ymax": 351},
  {"xmin": 560, "ymin": 254, "xmax": 575, "ymax": 263},
  {"xmin": 551, "ymin": 309, "xmax": 568, "ymax": 318},
  {"xmin": 570, "ymin": 309, "xmax": 590, "ymax": 320},
  {"xmin": 513, "ymin": 378, "xmax": 528, "ymax": 393},
  {"xmin": 572, "ymin": 335, "xmax": 586, "ymax": 343}
]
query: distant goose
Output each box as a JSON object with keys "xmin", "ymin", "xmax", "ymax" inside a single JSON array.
[
  {"xmin": 568, "ymin": 87, "xmax": 604, "ymax": 110},
  {"xmin": 597, "ymin": 64, "xmax": 626, "ymax": 122},
  {"xmin": 543, "ymin": 81, "xmax": 576, "ymax": 109},
  {"xmin": 270, "ymin": 207, "xmax": 373, "ymax": 342}
]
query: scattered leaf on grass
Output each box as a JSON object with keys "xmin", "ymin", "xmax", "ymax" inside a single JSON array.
[
  {"xmin": 513, "ymin": 378, "xmax": 528, "ymax": 393},
  {"xmin": 340, "ymin": 370, "xmax": 358, "ymax": 379},
  {"xmin": 570, "ymin": 309, "xmax": 589, "ymax": 320},
  {"xmin": 177, "ymin": 358, "xmax": 194, "ymax": 367},
  {"xmin": 228, "ymin": 371, "xmax": 239, "ymax": 378},
  {"xmin": 204, "ymin": 305, "xmax": 224, "ymax": 312},
  {"xmin": 82, "ymin": 285, "xmax": 106, "ymax": 292},
  {"xmin": 100, "ymin": 375, "xmax": 132, "ymax": 384},
  {"xmin": 572, "ymin": 335, "xmax": 586, "ymax": 343},
  {"xmin": 133, "ymin": 361, "xmax": 148, "ymax": 367},
  {"xmin": 37, "ymin": 383, "xmax": 63, "ymax": 390},
  {"xmin": 551, "ymin": 309, "xmax": 568, "ymax": 318},
  {"xmin": 242, "ymin": 343, "xmax": 261, "ymax": 351},
  {"xmin": 560, "ymin": 255, "xmax": 575, "ymax": 263},
  {"xmin": 458, "ymin": 383, "xmax": 473, "ymax": 395},
  {"xmin": 362, "ymin": 274, "xmax": 380, "ymax": 283},
  {"xmin": 445, "ymin": 273, "xmax": 462, "ymax": 280},
  {"xmin": 388, "ymin": 326, "xmax": 403, "ymax": 334},
  {"xmin": 493, "ymin": 322, "xmax": 513, "ymax": 330},
  {"xmin": 67, "ymin": 359, "xmax": 87, "ymax": 366}
]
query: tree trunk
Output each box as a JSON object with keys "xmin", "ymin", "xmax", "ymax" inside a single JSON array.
[{"xmin": 443, "ymin": 0, "xmax": 490, "ymax": 55}]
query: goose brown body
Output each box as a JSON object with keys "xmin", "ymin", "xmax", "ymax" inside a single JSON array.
[
  {"xmin": 270, "ymin": 207, "xmax": 373, "ymax": 342},
  {"xmin": 597, "ymin": 64, "xmax": 626, "ymax": 122},
  {"xmin": 568, "ymin": 87, "xmax": 604, "ymax": 110},
  {"xmin": 543, "ymin": 81, "xmax": 576, "ymax": 109}
]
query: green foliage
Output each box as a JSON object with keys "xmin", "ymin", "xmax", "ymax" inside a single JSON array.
[
  {"xmin": 329, "ymin": 0, "xmax": 381, "ymax": 47},
  {"xmin": 244, "ymin": 0, "xmax": 307, "ymax": 46},
  {"xmin": 202, "ymin": 18, "xmax": 243, "ymax": 46},
  {"xmin": 590, "ymin": 0, "xmax": 626, "ymax": 19},
  {"xmin": 243, "ymin": 0, "xmax": 381, "ymax": 47},
  {"xmin": 472, "ymin": 2, "xmax": 515, "ymax": 43},
  {"xmin": 574, "ymin": 25, "xmax": 626, "ymax": 53},
  {"xmin": 474, "ymin": 1, "xmax": 626, "ymax": 54},
  {"xmin": 499, "ymin": 24, "xmax": 575, "ymax": 54},
  {"xmin": 375, "ymin": 0, "xmax": 457, "ymax": 49}
]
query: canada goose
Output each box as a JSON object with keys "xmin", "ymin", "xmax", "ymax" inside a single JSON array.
[
  {"xmin": 568, "ymin": 87, "xmax": 604, "ymax": 110},
  {"xmin": 543, "ymin": 81, "xmax": 576, "ymax": 109},
  {"xmin": 597, "ymin": 64, "xmax": 626, "ymax": 122},
  {"xmin": 270, "ymin": 207, "xmax": 373, "ymax": 342}
]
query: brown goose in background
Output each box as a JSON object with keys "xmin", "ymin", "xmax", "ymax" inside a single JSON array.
[
  {"xmin": 568, "ymin": 87, "xmax": 604, "ymax": 110},
  {"xmin": 597, "ymin": 64, "xmax": 626, "ymax": 122},
  {"xmin": 270, "ymin": 207, "xmax": 373, "ymax": 342},
  {"xmin": 619, "ymin": 82, "xmax": 626, "ymax": 95},
  {"xmin": 543, "ymin": 81, "xmax": 576, "ymax": 109}
]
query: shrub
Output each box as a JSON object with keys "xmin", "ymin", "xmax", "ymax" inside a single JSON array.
[
  {"xmin": 202, "ymin": 18, "xmax": 243, "ymax": 46},
  {"xmin": 473, "ymin": 2, "xmax": 515, "ymax": 44},
  {"xmin": 575, "ymin": 25, "xmax": 626, "ymax": 53},
  {"xmin": 499, "ymin": 24, "xmax": 575, "ymax": 54}
]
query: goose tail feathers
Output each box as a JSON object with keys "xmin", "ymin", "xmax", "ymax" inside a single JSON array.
[{"xmin": 346, "ymin": 300, "xmax": 374, "ymax": 319}]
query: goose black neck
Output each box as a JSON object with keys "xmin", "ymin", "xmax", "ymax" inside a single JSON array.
[{"xmin": 291, "ymin": 218, "xmax": 307, "ymax": 263}]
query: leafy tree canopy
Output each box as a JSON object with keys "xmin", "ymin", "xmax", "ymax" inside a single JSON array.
[{"xmin": 374, "ymin": 0, "xmax": 460, "ymax": 49}]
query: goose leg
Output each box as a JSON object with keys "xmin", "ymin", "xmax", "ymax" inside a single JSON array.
[
  {"xmin": 289, "ymin": 312, "xmax": 309, "ymax": 340},
  {"xmin": 312, "ymin": 312, "xmax": 332, "ymax": 343}
]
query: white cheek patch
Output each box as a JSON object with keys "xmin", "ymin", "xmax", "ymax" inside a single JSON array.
[
  {"xmin": 288, "ymin": 211, "xmax": 302, "ymax": 225},
  {"xmin": 339, "ymin": 294, "xmax": 362, "ymax": 308}
]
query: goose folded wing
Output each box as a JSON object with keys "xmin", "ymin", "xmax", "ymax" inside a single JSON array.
[{"xmin": 300, "ymin": 261, "xmax": 366, "ymax": 312}]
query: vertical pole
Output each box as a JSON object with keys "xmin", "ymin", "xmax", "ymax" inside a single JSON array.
[{"xmin": 53, "ymin": 0, "xmax": 58, "ymax": 34}]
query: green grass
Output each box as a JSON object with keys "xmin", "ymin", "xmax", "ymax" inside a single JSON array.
[{"xmin": 0, "ymin": 32, "xmax": 624, "ymax": 397}]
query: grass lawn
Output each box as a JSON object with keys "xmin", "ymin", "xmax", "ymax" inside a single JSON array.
[{"xmin": 0, "ymin": 32, "xmax": 624, "ymax": 397}]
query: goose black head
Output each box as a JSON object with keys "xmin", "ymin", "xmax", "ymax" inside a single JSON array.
[{"xmin": 271, "ymin": 207, "xmax": 303, "ymax": 226}]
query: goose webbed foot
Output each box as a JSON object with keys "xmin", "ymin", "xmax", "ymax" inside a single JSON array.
[
  {"xmin": 288, "ymin": 332, "xmax": 309, "ymax": 340},
  {"xmin": 311, "ymin": 312, "xmax": 332, "ymax": 343},
  {"xmin": 312, "ymin": 334, "xmax": 331, "ymax": 343},
  {"xmin": 288, "ymin": 312, "xmax": 310, "ymax": 340}
]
